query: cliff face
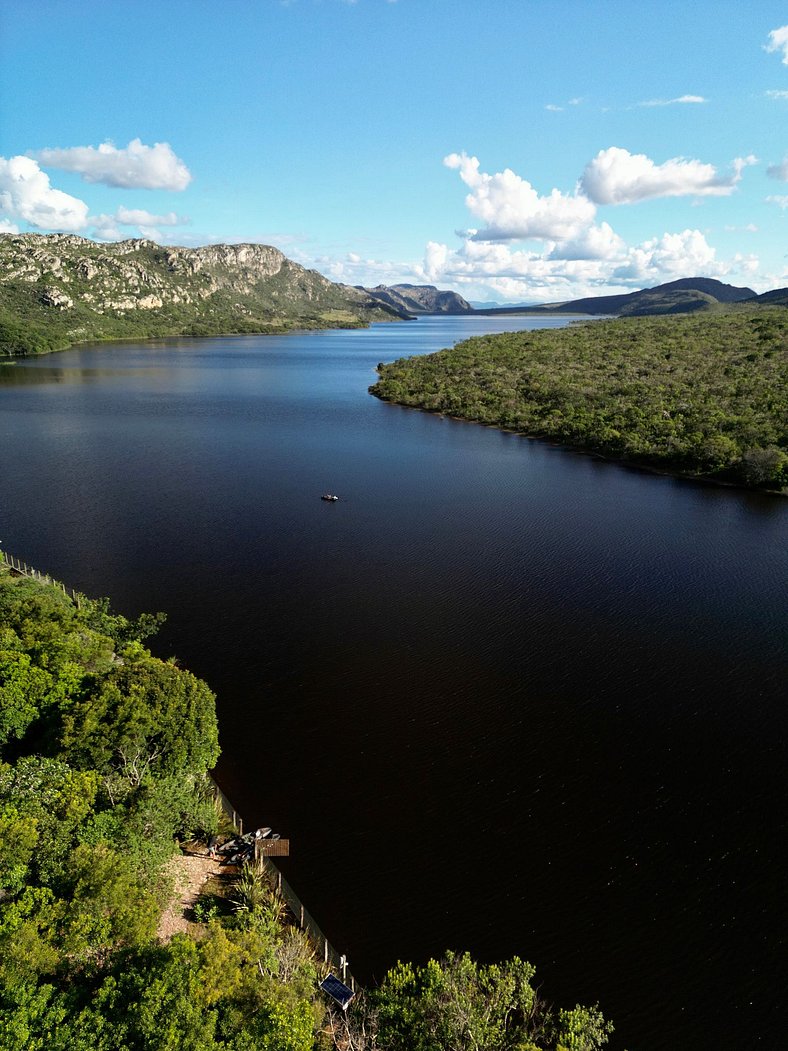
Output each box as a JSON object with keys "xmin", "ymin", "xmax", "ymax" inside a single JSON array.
[
  {"xmin": 0, "ymin": 234, "xmax": 404, "ymax": 355},
  {"xmin": 357, "ymin": 283, "xmax": 473, "ymax": 315}
]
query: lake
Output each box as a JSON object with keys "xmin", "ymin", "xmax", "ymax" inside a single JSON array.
[{"xmin": 1, "ymin": 316, "xmax": 786, "ymax": 1050}]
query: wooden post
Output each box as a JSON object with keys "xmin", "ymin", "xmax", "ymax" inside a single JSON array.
[
  {"xmin": 324, "ymin": 938, "xmax": 328, "ymax": 964},
  {"xmin": 277, "ymin": 871, "xmax": 282, "ymax": 895},
  {"xmin": 300, "ymin": 904, "xmax": 304, "ymax": 928}
]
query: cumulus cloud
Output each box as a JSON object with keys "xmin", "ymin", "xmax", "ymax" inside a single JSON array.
[
  {"xmin": 765, "ymin": 25, "xmax": 788, "ymax": 64},
  {"xmin": 33, "ymin": 139, "xmax": 192, "ymax": 191},
  {"xmin": 766, "ymin": 195, "xmax": 788, "ymax": 209},
  {"xmin": 612, "ymin": 229, "xmax": 721, "ymax": 281},
  {"xmin": 581, "ymin": 147, "xmax": 755, "ymax": 204},
  {"xmin": 547, "ymin": 221, "xmax": 626, "ymax": 261},
  {"xmin": 411, "ymin": 223, "xmax": 757, "ymax": 304},
  {"xmin": 443, "ymin": 152, "xmax": 596, "ymax": 242},
  {"xmin": 0, "ymin": 155, "xmax": 89, "ymax": 231},
  {"xmin": 638, "ymin": 94, "xmax": 707, "ymax": 107},
  {"xmin": 0, "ymin": 218, "xmax": 19, "ymax": 234},
  {"xmin": 767, "ymin": 158, "xmax": 788, "ymax": 180},
  {"xmin": 115, "ymin": 206, "xmax": 186, "ymax": 226}
]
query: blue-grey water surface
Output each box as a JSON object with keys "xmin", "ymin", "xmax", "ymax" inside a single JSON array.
[{"xmin": 1, "ymin": 316, "xmax": 786, "ymax": 1050}]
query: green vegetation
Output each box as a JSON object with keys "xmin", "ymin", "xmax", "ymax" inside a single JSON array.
[
  {"xmin": 0, "ymin": 562, "xmax": 612, "ymax": 1049},
  {"xmin": 0, "ymin": 234, "xmax": 402, "ymax": 357},
  {"xmin": 371, "ymin": 307, "xmax": 788, "ymax": 491}
]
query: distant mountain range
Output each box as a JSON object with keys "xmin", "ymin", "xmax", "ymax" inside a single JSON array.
[
  {"xmin": 360, "ymin": 276, "xmax": 788, "ymax": 318},
  {"xmin": 355, "ymin": 283, "xmax": 473, "ymax": 315},
  {"xmin": 471, "ymin": 277, "xmax": 775, "ymax": 317},
  {"xmin": 1, "ymin": 233, "xmax": 785, "ymax": 358}
]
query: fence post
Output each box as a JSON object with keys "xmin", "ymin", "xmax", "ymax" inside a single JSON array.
[{"xmin": 300, "ymin": 904, "xmax": 304, "ymax": 928}]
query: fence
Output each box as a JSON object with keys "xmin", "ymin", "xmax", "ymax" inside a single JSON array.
[
  {"xmin": 1, "ymin": 550, "xmax": 85, "ymax": 605},
  {"xmin": 1, "ymin": 548, "xmax": 357, "ymax": 994},
  {"xmin": 210, "ymin": 784, "xmax": 357, "ymax": 992}
]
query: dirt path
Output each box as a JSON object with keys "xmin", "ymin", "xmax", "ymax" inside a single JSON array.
[{"xmin": 157, "ymin": 849, "xmax": 227, "ymax": 942}]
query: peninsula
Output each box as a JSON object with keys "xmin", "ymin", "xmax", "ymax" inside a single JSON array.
[{"xmin": 371, "ymin": 307, "xmax": 788, "ymax": 492}]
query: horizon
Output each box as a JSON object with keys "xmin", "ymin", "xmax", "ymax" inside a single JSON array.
[{"xmin": 1, "ymin": 0, "xmax": 787, "ymax": 303}]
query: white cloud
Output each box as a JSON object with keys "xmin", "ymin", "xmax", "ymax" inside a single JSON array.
[
  {"xmin": 581, "ymin": 147, "xmax": 755, "ymax": 205},
  {"xmin": 410, "ymin": 224, "xmax": 759, "ymax": 304},
  {"xmin": 767, "ymin": 158, "xmax": 788, "ymax": 180},
  {"xmin": 545, "ymin": 104, "xmax": 564, "ymax": 112},
  {"xmin": 0, "ymin": 218, "xmax": 19, "ymax": 234},
  {"xmin": 0, "ymin": 155, "xmax": 89, "ymax": 231},
  {"xmin": 612, "ymin": 229, "xmax": 721, "ymax": 281},
  {"xmin": 115, "ymin": 206, "xmax": 186, "ymax": 226},
  {"xmin": 91, "ymin": 216, "xmax": 122, "ymax": 241},
  {"xmin": 423, "ymin": 241, "xmax": 450, "ymax": 280},
  {"xmin": 443, "ymin": 151, "xmax": 596, "ymax": 242},
  {"xmin": 765, "ymin": 89, "xmax": 788, "ymax": 100},
  {"xmin": 547, "ymin": 221, "xmax": 626, "ymax": 261},
  {"xmin": 33, "ymin": 138, "xmax": 192, "ymax": 191},
  {"xmin": 638, "ymin": 94, "xmax": 707, "ymax": 107},
  {"xmin": 766, "ymin": 195, "xmax": 788, "ymax": 209},
  {"xmin": 765, "ymin": 25, "xmax": 788, "ymax": 64}
]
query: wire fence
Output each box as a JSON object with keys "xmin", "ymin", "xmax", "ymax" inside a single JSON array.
[{"xmin": 1, "ymin": 548, "xmax": 357, "ymax": 992}]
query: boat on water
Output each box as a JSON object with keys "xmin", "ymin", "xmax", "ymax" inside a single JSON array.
[{"xmin": 321, "ymin": 493, "xmax": 339, "ymax": 501}]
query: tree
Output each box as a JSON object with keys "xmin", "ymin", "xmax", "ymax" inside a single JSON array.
[
  {"xmin": 59, "ymin": 654, "xmax": 219, "ymax": 781},
  {"xmin": 375, "ymin": 951, "xmax": 543, "ymax": 1051}
]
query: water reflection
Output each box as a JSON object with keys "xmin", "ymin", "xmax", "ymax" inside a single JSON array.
[{"xmin": 0, "ymin": 319, "xmax": 785, "ymax": 1051}]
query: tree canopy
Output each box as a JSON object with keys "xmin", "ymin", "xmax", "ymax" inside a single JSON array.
[{"xmin": 371, "ymin": 306, "xmax": 788, "ymax": 491}]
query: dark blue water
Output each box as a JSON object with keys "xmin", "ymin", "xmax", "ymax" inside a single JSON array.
[{"xmin": 1, "ymin": 317, "xmax": 786, "ymax": 1050}]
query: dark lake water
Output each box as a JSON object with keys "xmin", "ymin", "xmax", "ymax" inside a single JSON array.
[{"xmin": 1, "ymin": 316, "xmax": 786, "ymax": 1050}]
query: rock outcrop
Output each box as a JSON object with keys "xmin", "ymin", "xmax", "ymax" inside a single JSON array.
[
  {"xmin": 357, "ymin": 283, "xmax": 473, "ymax": 315},
  {"xmin": 0, "ymin": 234, "xmax": 406, "ymax": 355}
]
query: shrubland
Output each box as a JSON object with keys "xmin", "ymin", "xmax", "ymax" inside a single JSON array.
[{"xmin": 371, "ymin": 307, "xmax": 788, "ymax": 491}]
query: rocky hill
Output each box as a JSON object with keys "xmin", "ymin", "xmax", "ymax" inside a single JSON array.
[
  {"xmin": 476, "ymin": 277, "xmax": 758, "ymax": 318},
  {"xmin": 357, "ymin": 283, "xmax": 473, "ymax": 315},
  {"xmin": 0, "ymin": 234, "xmax": 405, "ymax": 356}
]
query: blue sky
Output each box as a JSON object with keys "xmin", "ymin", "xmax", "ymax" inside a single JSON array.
[{"xmin": 1, "ymin": 0, "xmax": 787, "ymax": 302}]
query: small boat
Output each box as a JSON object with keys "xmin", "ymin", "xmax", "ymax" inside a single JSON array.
[{"xmin": 321, "ymin": 493, "xmax": 339, "ymax": 501}]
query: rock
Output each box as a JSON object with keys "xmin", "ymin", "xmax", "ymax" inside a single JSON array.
[{"xmin": 40, "ymin": 286, "xmax": 73, "ymax": 309}]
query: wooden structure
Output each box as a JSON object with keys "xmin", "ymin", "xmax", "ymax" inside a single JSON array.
[{"xmin": 255, "ymin": 837, "xmax": 290, "ymax": 858}]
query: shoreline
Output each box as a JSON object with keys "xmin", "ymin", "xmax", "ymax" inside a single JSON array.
[{"xmin": 371, "ymin": 389, "xmax": 788, "ymax": 497}]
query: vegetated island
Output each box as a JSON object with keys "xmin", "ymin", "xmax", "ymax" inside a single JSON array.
[
  {"xmin": 0, "ymin": 559, "xmax": 614, "ymax": 1050},
  {"xmin": 371, "ymin": 307, "xmax": 788, "ymax": 492},
  {"xmin": 0, "ymin": 233, "xmax": 407, "ymax": 357}
]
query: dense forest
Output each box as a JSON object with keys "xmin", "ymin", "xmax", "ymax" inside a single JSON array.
[
  {"xmin": 371, "ymin": 307, "xmax": 788, "ymax": 491},
  {"xmin": 0, "ymin": 561, "xmax": 612, "ymax": 1050}
]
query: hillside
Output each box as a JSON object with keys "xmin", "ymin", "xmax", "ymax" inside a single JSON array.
[
  {"xmin": 371, "ymin": 307, "xmax": 788, "ymax": 491},
  {"xmin": 357, "ymin": 282, "xmax": 473, "ymax": 314},
  {"xmin": 475, "ymin": 277, "xmax": 758, "ymax": 317},
  {"xmin": 0, "ymin": 234, "xmax": 405, "ymax": 356},
  {"xmin": 754, "ymin": 286, "xmax": 788, "ymax": 306}
]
